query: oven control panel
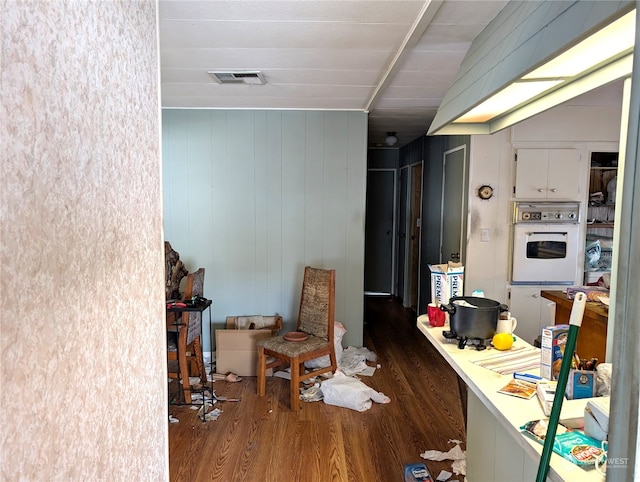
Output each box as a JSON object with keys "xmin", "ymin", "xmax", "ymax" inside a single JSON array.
[{"xmin": 513, "ymin": 202, "xmax": 580, "ymax": 224}]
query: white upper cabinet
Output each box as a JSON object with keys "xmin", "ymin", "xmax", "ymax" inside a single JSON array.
[{"xmin": 514, "ymin": 149, "xmax": 582, "ymax": 200}]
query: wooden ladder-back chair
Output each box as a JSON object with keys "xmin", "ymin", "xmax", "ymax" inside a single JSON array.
[
  {"xmin": 167, "ymin": 268, "xmax": 207, "ymax": 403},
  {"xmin": 257, "ymin": 266, "xmax": 337, "ymax": 410}
]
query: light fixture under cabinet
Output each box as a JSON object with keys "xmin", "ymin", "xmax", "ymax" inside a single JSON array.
[{"xmin": 429, "ymin": 7, "xmax": 636, "ymax": 135}]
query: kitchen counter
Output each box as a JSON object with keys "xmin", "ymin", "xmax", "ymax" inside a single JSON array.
[
  {"xmin": 417, "ymin": 318, "xmax": 604, "ymax": 482},
  {"xmin": 540, "ymin": 290, "xmax": 608, "ymax": 362}
]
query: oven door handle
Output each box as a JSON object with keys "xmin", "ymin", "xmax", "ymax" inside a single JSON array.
[{"xmin": 526, "ymin": 231, "xmax": 568, "ymax": 237}]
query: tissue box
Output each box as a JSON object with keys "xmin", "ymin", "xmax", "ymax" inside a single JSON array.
[
  {"xmin": 540, "ymin": 325, "xmax": 569, "ymax": 380},
  {"xmin": 429, "ymin": 262, "xmax": 464, "ymax": 305},
  {"xmin": 566, "ymin": 369, "xmax": 597, "ymax": 399}
]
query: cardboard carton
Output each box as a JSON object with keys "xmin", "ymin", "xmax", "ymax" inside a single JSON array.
[
  {"xmin": 540, "ymin": 324, "xmax": 569, "ymax": 380},
  {"xmin": 215, "ymin": 316, "xmax": 282, "ymax": 377},
  {"xmin": 428, "ymin": 262, "xmax": 464, "ymax": 305},
  {"xmin": 565, "ymin": 369, "xmax": 597, "ymax": 399}
]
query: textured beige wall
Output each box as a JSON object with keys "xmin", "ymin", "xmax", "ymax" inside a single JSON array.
[{"xmin": 1, "ymin": 1, "xmax": 168, "ymax": 480}]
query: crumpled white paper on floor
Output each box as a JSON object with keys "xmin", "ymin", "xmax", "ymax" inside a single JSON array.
[
  {"xmin": 420, "ymin": 439, "xmax": 466, "ymax": 476},
  {"xmin": 321, "ymin": 370, "xmax": 390, "ymax": 411},
  {"xmin": 436, "ymin": 469, "xmax": 452, "ymax": 481},
  {"xmin": 339, "ymin": 346, "xmax": 378, "ymax": 376}
]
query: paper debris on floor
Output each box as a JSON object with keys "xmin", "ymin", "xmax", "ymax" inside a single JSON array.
[
  {"xmin": 274, "ymin": 368, "xmax": 291, "ymax": 380},
  {"xmin": 321, "ymin": 370, "xmax": 390, "ymax": 411},
  {"xmin": 300, "ymin": 385, "xmax": 323, "ymax": 402},
  {"xmin": 339, "ymin": 346, "xmax": 378, "ymax": 376},
  {"xmin": 196, "ymin": 401, "xmax": 213, "ymax": 417},
  {"xmin": 436, "ymin": 470, "xmax": 452, "ymax": 481},
  {"xmin": 420, "ymin": 439, "xmax": 466, "ymax": 476},
  {"xmin": 357, "ymin": 365, "xmax": 376, "ymax": 376},
  {"xmin": 202, "ymin": 408, "xmax": 223, "ymax": 422},
  {"xmin": 169, "ymin": 415, "xmax": 179, "ymax": 423}
]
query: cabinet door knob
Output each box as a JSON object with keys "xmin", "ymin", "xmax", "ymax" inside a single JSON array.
[
  {"xmin": 550, "ymin": 188, "xmax": 557, "ymax": 192},
  {"xmin": 538, "ymin": 188, "xmax": 545, "ymax": 192},
  {"xmin": 532, "ymin": 294, "xmax": 539, "ymax": 298}
]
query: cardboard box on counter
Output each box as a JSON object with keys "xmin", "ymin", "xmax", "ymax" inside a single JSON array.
[
  {"xmin": 566, "ymin": 369, "xmax": 597, "ymax": 400},
  {"xmin": 540, "ymin": 324, "xmax": 569, "ymax": 380},
  {"xmin": 215, "ymin": 316, "xmax": 282, "ymax": 377},
  {"xmin": 429, "ymin": 262, "xmax": 464, "ymax": 305}
]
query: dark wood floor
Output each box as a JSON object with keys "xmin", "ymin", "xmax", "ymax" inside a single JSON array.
[{"xmin": 168, "ymin": 296, "xmax": 466, "ymax": 481}]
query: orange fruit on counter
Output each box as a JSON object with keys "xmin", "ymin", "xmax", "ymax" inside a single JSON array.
[{"xmin": 492, "ymin": 333, "xmax": 514, "ymax": 351}]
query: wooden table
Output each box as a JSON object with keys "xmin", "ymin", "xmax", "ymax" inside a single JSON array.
[{"xmin": 540, "ymin": 290, "xmax": 608, "ymax": 362}]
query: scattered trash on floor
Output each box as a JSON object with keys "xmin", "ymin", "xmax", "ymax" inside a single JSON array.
[
  {"xmin": 190, "ymin": 392, "xmax": 215, "ymax": 404},
  {"xmin": 274, "ymin": 368, "xmax": 291, "ymax": 380},
  {"xmin": 435, "ymin": 469, "xmax": 452, "ymax": 481},
  {"xmin": 305, "ymin": 322, "xmax": 347, "ymax": 370},
  {"xmin": 196, "ymin": 401, "xmax": 224, "ymax": 421},
  {"xmin": 320, "ymin": 369, "xmax": 390, "ymax": 411},
  {"xmin": 300, "ymin": 384, "xmax": 324, "ymax": 402},
  {"xmin": 403, "ymin": 462, "xmax": 433, "ymax": 481},
  {"xmin": 169, "ymin": 415, "xmax": 179, "ymax": 423},
  {"xmin": 211, "ymin": 372, "xmax": 242, "ymax": 382},
  {"xmin": 339, "ymin": 346, "xmax": 378, "ymax": 376},
  {"xmin": 420, "ymin": 439, "xmax": 466, "ymax": 477},
  {"xmin": 299, "ymin": 322, "xmax": 379, "ymax": 377},
  {"xmin": 202, "ymin": 408, "xmax": 223, "ymax": 422}
]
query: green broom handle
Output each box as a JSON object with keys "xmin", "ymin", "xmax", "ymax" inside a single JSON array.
[{"xmin": 535, "ymin": 292, "xmax": 586, "ymax": 482}]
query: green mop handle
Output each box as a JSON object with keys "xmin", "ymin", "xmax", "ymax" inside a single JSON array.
[{"xmin": 535, "ymin": 292, "xmax": 586, "ymax": 482}]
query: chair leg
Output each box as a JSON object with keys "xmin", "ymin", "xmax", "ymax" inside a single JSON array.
[
  {"xmin": 290, "ymin": 355, "xmax": 300, "ymax": 411},
  {"xmin": 192, "ymin": 335, "xmax": 207, "ymax": 383},
  {"xmin": 257, "ymin": 346, "xmax": 267, "ymax": 396},
  {"xmin": 177, "ymin": 322, "xmax": 191, "ymax": 404},
  {"xmin": 329, "ymin": 349, "xmax": 338, "ymax": 373}
]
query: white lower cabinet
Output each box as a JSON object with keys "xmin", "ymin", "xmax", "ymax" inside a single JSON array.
[
  {"xmin": 508, "ymin": 285, "xmax": 566, "ymax": 345},
  {"xmin": 467, "ymin": 392, "xmax": 554, "ymax": 482}
]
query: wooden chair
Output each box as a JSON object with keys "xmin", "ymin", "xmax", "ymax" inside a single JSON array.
[
  {"xmin": 167, "ymin": 268, "xmax": 207, "ymax": 403},
  {"xmin": 257, "ymin": 266, "xmax": 337, "ymax": 410}
]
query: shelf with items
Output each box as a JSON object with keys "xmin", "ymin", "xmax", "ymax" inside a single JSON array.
[
  {"xmin": 585, "ymin": 153, "xmax": 617, "ymax": 285},
  {"xmin": 587, "ymin": 153, "xmax": 617, "ymax": 227},
  {"xmin": 588, "ymin": 152, "xmax": 618, "ymax": 208}
]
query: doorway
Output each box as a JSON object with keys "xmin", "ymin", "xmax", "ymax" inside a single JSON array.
[
  {"xmin": 441, "ymin": 146, "xmax": 467, "ymax": 264},
  {"xmin": 407, "ymin": 163, "xmax": 423, "ymax": 310},
  {"xmin": 397, "ymin": 162, "xmax": 423, "ymax": 310},
  {"xmin": 364, "ymin": 169, "xmax": 396, "ymax": 294}
]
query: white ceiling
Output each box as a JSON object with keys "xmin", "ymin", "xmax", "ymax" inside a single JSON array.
[{"xmin": 159, "ymin": 0, "xmax": 509, "ymax": 148}]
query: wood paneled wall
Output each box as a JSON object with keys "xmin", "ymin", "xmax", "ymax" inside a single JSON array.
[{"xmin": 162, "ymin": 110, "xmax": 367, "ymax": 349}]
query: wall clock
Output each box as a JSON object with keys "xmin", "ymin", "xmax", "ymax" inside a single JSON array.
[{"xmin": 478, "ymin": 184, "xmax": 494, "ymax": 200}]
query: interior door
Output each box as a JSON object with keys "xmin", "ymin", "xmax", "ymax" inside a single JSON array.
[
  {"xmin": 441, "ymin": 146, "xmax": 467, "ymax": 264},
  {"xmin": 397, "ymin": 167, "xmax": 408, "ymax": 301},
  {"xmin": 408, "ymin": 163, "xmax": 423, "ymax": 310},
  {"xmin": 364, "ymin": 169, "xmax": 396, "ymax": 294}
]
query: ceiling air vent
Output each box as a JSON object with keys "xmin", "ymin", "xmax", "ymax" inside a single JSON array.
[{"xmin": 208, "ymin": 71, "xmax": 266, "ymax": 85}]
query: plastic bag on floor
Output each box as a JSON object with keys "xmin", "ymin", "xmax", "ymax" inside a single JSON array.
[
  {"xmin": 321, "ymin": 370, "xmax": 390, "ymax": 412},
  {"xmin": 339, "ymin": 346, "xmax": 377, "ymax": 376},
  {"xmin": 305, "ymin": 321, "xmax": 347, "ymax": 369}
]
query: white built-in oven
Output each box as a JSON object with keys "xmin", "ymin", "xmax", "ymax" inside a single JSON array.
[{"xmin": 511, "ymin": 202, "xmax": 581, "ymax": 284}]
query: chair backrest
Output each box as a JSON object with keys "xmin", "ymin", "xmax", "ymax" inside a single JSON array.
[
  {"xmin": 184, "ymin": 268, "xmax": 205, "ymax": 345},
  {"xmin": 298, "ymin": 267, "xmax": 335, "ymax": 341},
  {"xmin": 165, "ymin": 241, "xmax": 188, "ymax": 300}
]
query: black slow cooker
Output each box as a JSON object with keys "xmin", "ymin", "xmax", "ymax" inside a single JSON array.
[{"xmin": 440, "ymin": 296, "xmax": 509, "ymax": 340}]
